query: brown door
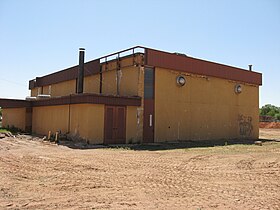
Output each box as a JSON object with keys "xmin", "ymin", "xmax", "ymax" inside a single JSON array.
[
  {"xmin": 104, "ymin": 106, "xmax": 114, "ymax": 143},
  {"xmin": 104, "ymin": 106, "xmax": 126, "ymax": 144},
  {"xmin": 143, "ymin": 67, "xmax": 155, "ymax": 143}
]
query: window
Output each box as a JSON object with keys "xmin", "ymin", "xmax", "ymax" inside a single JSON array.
[{"xmin": 144, "ymin": 68, "xmax": 154, "ymax": 99}]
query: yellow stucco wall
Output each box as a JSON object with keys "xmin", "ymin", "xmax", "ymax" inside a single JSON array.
[
  {"xmin": 30, "ymin": 56, "xmax": 142, "ymax": 97},
  {"xmin": 2, "ymin": 108, "xmax": 27, "ymax": 131},
  {"xmin": 126, "ymin": 106, "xmax": 142, "ymax": 143},
  {"xmin": 31, "ymin": 80, "xmax": 76, "ymax": 97},
  {"xmin": 102, "ymin": 70, "xmax": 117, "ymax": 95},
  {"xmin": 29, "ymin": 67, "xmax": 139, "ymax": 97},
  {"xmin": 32, "ymin": 104, "xmax": 104, "ymax": 144},
  {"xmin": 31, "ymin": 87, "xmax": 39, "ymax": 97},
  {"xmin": 51, "ymin": 80, "xmax": 76, "ymax": 97},
  {"xmin": 154, "ymin": 68, "xmax": 259, "ymax": 142},
  {"xmin": 69, "ymin": 104, "xmax": 104, "ymax": 144},
  {"xmin": 32, "ymin": 105, "xmax": 69, "ymax": 135},
  {"xmin": 42, "ymin": 85, "xmax": 51, "ymax": 95},
  {"xmin": 119, "ymin": 66, "xmax": 140, "ymax": 96},
  {"xmin": 101, "ymin": 66, "xmax": 140, "ymax": 96},
  {"xmin": 84, "ymin": 75, "xmax": 100, "ymax": 94}
]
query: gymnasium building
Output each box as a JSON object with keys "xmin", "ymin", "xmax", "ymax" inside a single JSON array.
[{"xmin": 0, "ymin": 46, "xmax": 262, "ymax": 144}]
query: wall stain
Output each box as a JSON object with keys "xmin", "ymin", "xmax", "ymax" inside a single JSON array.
[{"xmin": 238, "ymin": 114, "xmax": 253, "ymax": 137}]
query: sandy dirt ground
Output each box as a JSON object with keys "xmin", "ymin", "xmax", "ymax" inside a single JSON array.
[
  {"xmin": 259, "ymin": 128, "xmax": 280, "ymax": 141},
  {"xmin": 0, "ymin": 129, "xmax": 280, "ymax": 210}
]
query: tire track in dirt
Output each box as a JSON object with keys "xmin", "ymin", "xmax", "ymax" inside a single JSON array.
[{"xmin": 0, "ymin": 137, "xmax": 280, "ymax": 209}]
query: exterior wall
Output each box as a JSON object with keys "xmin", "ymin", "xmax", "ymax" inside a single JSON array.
[
  {"xmin": 102, "ymin": 70, "xmax": 117, "ymax": 95},
  {"xmin": 31, "ymin": 104, "xmax": 141, "ymax": 144},
  {"xmin": 2, "ymin": 108, "xmax": 27, "ymax": 131},
  {"xmin": 30, "ymin": 80, "xmax": 76, "ymax": 97},
  {"xmin": 69, "ymin": 104, "xmax": 104, "ymax": 144},
  {"xmin": 35, "ymin": 75, "xmax": 102, "ymax": 96},
  {"xmin": 137, "ymin": 67, "xmax": 145, "ymax": 143},
  {"xmin": 32, "ymin": 104, "xmax": 104, "ymax": 144},
  {"xmin": 126, "ymin": 106, "xmax": 142, "ymax": 143},
  {"xmin": 154, "ymin": 67, "xmax": 259, "ymax": 142},
  {"xmin": 84, "ymin": 74, "xmax": 100, "ymax": 94},
  {"xmin": 120, "ymin": 66, "xmax": 139, "ymax": 96},
  {"xmin": 51, "ymin": 80, "xmax": 76, "ymax": 97},
  {"xmin": 25, "ymin": 108, "xmax": 33, "ymax": 132},
  {"xmin": 42, "ymin": 85, "xmax": 51, "ymax": 95},
  {"xmin": 101, "ymin": 66, "xmax": 140, "ymax": 96},
  {"xmin": 29, "ymin": 55, "xmax": 143, "ymax": 98},
  {"xmin": 31, "ymin": 87, "xmax": 39, "ymax": 97},
  {"xmin": 32, "ymin": 105, "xmax": 69, "ymax": 135}
]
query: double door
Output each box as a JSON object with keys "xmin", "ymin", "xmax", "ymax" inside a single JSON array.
[{"xmin": 104, "ymin": 106, "xmax": 126, "ymax": 144}]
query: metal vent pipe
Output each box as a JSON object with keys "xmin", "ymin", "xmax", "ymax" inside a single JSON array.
[
  {"xmin": 248, "ymin": 64, "xmax": 252, "ymax": 71},
  {"xmin": 77, "ymin": 48, "xmax": 85, "ymax": 94}
]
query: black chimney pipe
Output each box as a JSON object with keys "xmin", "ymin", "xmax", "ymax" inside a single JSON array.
[
  {"xmin": 77, "ymin": 48, "xmax": 85, "ymax": 94},
  {"xmin": 248, "ymin": 64, "xmax": 252, "ymax": 71}
]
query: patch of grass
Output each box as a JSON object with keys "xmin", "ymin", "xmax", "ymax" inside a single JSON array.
[
  {"xmin": 1, "ymin": 125, "xmax": 22, "ymax": 134},
  {"xmin": 0, "ymin": 128, "xmax": 8, "ymax": 133}
]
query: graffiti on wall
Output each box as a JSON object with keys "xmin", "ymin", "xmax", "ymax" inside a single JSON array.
[{"xmin": 238, "ymin": 114, "xmax": 253, "ymax": 137}]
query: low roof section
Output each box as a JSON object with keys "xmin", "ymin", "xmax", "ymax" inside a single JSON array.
[{"xmin": 0, "ymin": 94, "xmax": 141, "ymax": 109}]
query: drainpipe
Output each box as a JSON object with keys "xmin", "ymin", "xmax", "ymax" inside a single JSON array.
[
  {"xmin": 77, "ymin": 48, "xmax": 85, "ymax": 94},
  {"xmin": 116, "ymin": 54, "xmax": 121, "ymax": 95},
  {"xmin": 68, "ymin": 94, "xmax": 71, "ymax": 133},
  {"xmin": 99, "ymin": 65, "xmax": 102, "ymax": 94}
]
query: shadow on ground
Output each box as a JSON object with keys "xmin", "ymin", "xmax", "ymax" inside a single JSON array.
[{"xmin": 56, "ymin": 138, "xmax": 278, "ymax": 151}]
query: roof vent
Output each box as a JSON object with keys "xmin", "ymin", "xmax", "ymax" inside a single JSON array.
[
  {"xmin": 248, "ymin": 64, "xmax": 252, "ymax": 71},
  {"xmin": 25, "ymin": 96, "xmax": 37, "ymax": 101},
  {"xmin": 37, "ymin": 94, "xmax": 51, "ymax": 99},
  {"xmin": 174, "ymin": 52, "xmax": 187, "ymax": 57}
]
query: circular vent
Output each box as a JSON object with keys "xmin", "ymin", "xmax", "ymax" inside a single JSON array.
[
  {"xmin": 176, "ymin": 76, "xmax": 186, "ymax": 86},
  {"xmin": 235, "ymin": 84, "xmax": 242, "ymax": 94}
]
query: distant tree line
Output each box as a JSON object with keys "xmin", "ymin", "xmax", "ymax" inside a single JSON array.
[{"xmin": 259, "ymin": 104, "xmax": 280, "ymax": 120}]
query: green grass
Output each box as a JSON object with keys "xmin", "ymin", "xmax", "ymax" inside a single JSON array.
[{"xmin": 0, "ymin": 128, "xmax": 8, "ymax": 133}]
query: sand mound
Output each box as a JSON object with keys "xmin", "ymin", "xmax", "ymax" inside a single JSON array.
[{"xmin": 259, "ymin": 122, "xmax": 280, "ymax": 129}]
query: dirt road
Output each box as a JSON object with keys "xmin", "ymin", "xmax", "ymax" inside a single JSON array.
[{"xmin": 0, "ymin": 130, "xmax": 280, "ymax": 209}]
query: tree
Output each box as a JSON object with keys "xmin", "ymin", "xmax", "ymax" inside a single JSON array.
[{"xmin": 259, "ymin": 104, "xmax": 280, "ymax": 120}]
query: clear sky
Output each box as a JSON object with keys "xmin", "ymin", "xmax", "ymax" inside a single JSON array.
[{"xmin": 0, "ymin": 0, "xmax": 279, "ymax": 107}]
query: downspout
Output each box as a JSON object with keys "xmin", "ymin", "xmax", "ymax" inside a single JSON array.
[
  {"xmin": 116, "ymin": 54, "xmax": 121, "ymax": 95},
  {"xmin": 99, "ymin": 65, "xmax": 102, "ymax": 94},
  {"xmin": 68, "ymin": 94, "xmax": 71, "ymax": 133}
]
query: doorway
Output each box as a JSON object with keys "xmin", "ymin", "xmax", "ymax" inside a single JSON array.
[{"xmin": 104, "ymin": 106, "xmax": 126, "ymax": 144}]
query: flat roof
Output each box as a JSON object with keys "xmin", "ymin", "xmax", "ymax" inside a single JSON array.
[{"xmin": 29, "ymin": 46, "xmax": 262, "ymax": 88}]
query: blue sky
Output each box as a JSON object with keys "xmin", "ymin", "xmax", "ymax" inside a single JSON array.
[{"xmin": 0, "ymin": 0, "xmax": 279, "ymax": 107}]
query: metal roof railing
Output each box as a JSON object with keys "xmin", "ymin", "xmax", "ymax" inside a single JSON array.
[{"xmin": 99, "ymin": 46, "xmax": 145, "ymax": 64}]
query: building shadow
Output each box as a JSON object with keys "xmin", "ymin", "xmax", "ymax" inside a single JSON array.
[{"xmin": 56, "ymin": 138, "xmax": 278, "ymax": 151}]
